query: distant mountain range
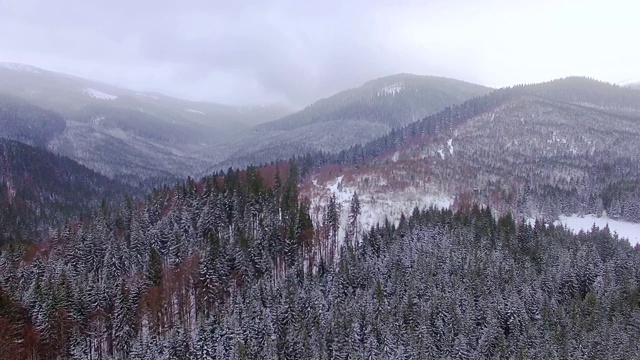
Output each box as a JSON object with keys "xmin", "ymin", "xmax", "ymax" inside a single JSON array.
[
  {"xmin": 0, "ymin": 63, "xmax": 292, "ymax": 181},
  {"xmin": 0, "ymin": 63, "xmax": 491, "ymax": 181},
  {"xmin": 203, "ymin": 73, "xmax": 491, "ymax": 171}
]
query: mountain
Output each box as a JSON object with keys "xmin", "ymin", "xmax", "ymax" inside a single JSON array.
[
  {"xmin": 261, "ymin": 74, "xmax": 492, "ymax": 130},
  {"xmin": 0, "ymin": 93, "xmax": 66, "ymax": 148},
  {"xmin": 0, "ymin": 138, "xmax": 134, "ymax": 245},
  {"xmin": 1, "ymin": 160, "xmax": 639, "ymax": 358},
  {"xmin": 0, "ymin": 63, "xmax": 291, "ymax": 181},
  {"xmin": 6, "ymin": 75, "xmax": 640, "ymax": 359},
  {"xmin": 202, "ymin": 74, "xmax": 491, "ymax": 171},
  {"xmin": 302, "ymin": 77, "xmax": 640, "ymax": 239}
]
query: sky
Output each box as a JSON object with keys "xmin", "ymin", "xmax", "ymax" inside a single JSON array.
[{"xmin": 0, "ymin": 0, "xmax": 639, "ymax": 107}]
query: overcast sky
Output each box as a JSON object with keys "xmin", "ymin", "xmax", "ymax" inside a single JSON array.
[{"xmin": 0, "ymin": 0, "xmax": 638, "ymax": 107}]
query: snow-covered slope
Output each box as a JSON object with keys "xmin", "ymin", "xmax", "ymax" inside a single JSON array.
[
  {"xmin": 300, "ymin": 78, "xmax": 640, "ymax": 244},
  {"xmin": 301, "ymin": 165, "xmax": 453, "ymax": 245},
  {"xmin": 83, "ymin": 88, "xmax": 118, "ymax": 100},
  {"xmin": 0, "ymin": 62, "xmax": 291, "ymax": 180}
]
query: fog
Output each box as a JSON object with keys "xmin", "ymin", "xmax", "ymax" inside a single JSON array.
[{"xmin": 1, "ymin": 0, "xmax": 638, "ymax": 107}]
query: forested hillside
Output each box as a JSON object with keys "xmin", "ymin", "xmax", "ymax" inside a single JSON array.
[
  {"xmin": 0, "ymin": 138, "xmax": 133, "ymax": 246},
  {"xmin": 259, "ymin": 74, "xmax": 491, "ymax": 131},
  {"xmin": 204, "ymin": 74, "xmax": 490, "ymax": 172},
  {"xmin": 0, "ymin": 63, "xmax": 291, "ymax": 181},
  {"xmin": 3, "ymin": 76, "xmax": 640, "ymax": 359},
  {"xmin": 0, "ymin": 162, "xmax": 314, "ymax": 359},
  {"xmin": 301, "ymin": 78, "xmax": 640, "ymax": 234},
  {"xmin": 0, "ymin": 94, "xmax": 66, "ymax": 148},
  {"xmin": 1, "ymin": 178, "xmax": 639, "ymax": 358}
]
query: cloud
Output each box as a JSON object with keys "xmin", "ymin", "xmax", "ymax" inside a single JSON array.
[{"xmin": 1, "ymin": 0, "xmax": 639, "ymax": 107}]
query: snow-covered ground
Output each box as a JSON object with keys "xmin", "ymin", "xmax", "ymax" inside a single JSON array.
[
  {"xmin": 136, "ymin": 92, "xmax": 159, "ymax": 99},
  {"xmin": 555, "ymin": 214, "xmax": 640, "ymax": 245},
  {"xmin": 83, "ymin": 88, "xmax": 118, "ymax": 100},
  {"xmin": 186, "ymin": 109, "xmax": 205, "ymax": 115},
  {"xmin": 308, "ymin": 174, "xmax": 453, "ymax": 244}
]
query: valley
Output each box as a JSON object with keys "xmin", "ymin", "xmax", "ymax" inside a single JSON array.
[
  {"xmin": 0, "ymin": 63, "xmax": 292, "ymax": 180},
  {"xmin": 3, "ymin": 65, "xmax": 640, "ymax": 358}
]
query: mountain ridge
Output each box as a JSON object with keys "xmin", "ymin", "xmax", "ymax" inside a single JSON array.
[
  {"xmin": 0, "ymin": 62, "xmax": 293, "ymax": 180},
  {"xmin": 0, "ymin": 137, "xmax": 135, "ymax": 245},
  {"xmin": 202, "ymin": 73, "xmax": 492, "ymax": 173},
  {"xmin": 301, "ymin": 76, "xmax": 640, "ymax": 241}
]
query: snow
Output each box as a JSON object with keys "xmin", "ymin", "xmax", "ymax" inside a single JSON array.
[
  {"xmin": 447, "ymin": 138, "xmax": 454, "ymax": 155},
  {"xmin": 356, "ymin": 192, "xmax": 452, "ymax": 234},
  {"xmin": 619, "ymin": 79, "xmax": 640, "ymax": 86},
  {"xmin": 377, "ymin": 83, "xmax": 403, "ymax": 96},
  {"xmin": 136, "ymin": 92, "xmax": 159, "ymax": 100},
  {"xmin": 92, "ymin": 116, "xmax": 105, "ymax": 125},
  {"xmin": 555, "ymin": 214, "xmax": 640, "ymax": 245},
  {"xmin": 186, "ymin": 109, "xmax": 205, "ymax": 115},
  {"xmin": 326, "ymin": 176, "xmax": 352, "ymax": 203},
  {"xmin": 309, "ymin": 174, "xmax": 453, "ymax": 247},
  {"xmin": 437, "ymin": 149, "xmax": 445, "ymax": 159},
  {"xmin": 0, "ymin": 62, "xmax": 40, "ymax": 73},
  {"xmin": 5, "ymin": 179, "xmax": 15, "ymax": 203},
  {"xmin": 83, "ymin": 88, "xmax": 118, "ymax": 100}
]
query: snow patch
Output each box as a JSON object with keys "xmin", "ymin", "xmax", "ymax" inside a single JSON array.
[
  {"xmin": 83, "ymin": 88, "xmax": 118, "ymax": 100},
  {"xmin": 377, "ymin": 83, "xmax": 403, "ymax": 97},
  {"xmin": 5, "ymin": 179, "xmax": 15, "ymax": 203},
  {"xmin": 136, "ymin": 92, "xmax": 159, "ymax": 100},
  {"xmin": 391, "ymin": 152, "xmax": 400, "ymax": 162},
  {"xmin": 555, "ymin": 214, "xmax": 640, "ymax": 245},
  {"xmin": 186, "ymin": 109, "xmax": 205, "ymax": 115},
  {"xmin": 326, "ymin": 176, "xmax": 353, "ymax": 203},
  {"xmin": 91, "ymin": 116, "xmax": 106, "ymax": 125},
  {"xmin": 309, "ymin": 174, "xmax": 453, "ymax": 248},
  {"xmin": 447, "ymin": 138, "xmax": 454, "ymax": 155},
  {"xmin": 437, "ymin": 149, "xmax": 445, "ymax": 160}
]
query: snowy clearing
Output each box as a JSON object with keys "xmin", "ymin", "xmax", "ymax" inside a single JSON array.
[
  {"xmin": 186, "ymin": 109, "xmax": 205, "ymax": 115},
  {"xmin": 555, "ymin": 214, "xmax": 640, "ymax": 245},
  {"xmin": 83, "ymin": 88, "xmax": 118, "ymax": 100},
  {"xmin": 309, "ymin": 175, "xmax": 453, "ymax": 244}
]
